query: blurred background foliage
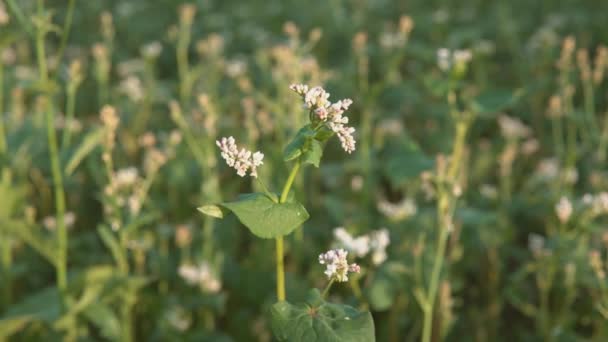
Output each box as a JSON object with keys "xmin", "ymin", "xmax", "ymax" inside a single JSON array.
[{"xmin": 2, "ymin": 0, "xmax": 608, "ymax": 341}]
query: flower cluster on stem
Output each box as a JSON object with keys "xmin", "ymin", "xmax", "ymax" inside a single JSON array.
[
  {"xmin": 318, "ymin": 248, "xmax": 360, "ymax": 282},
  {"xmin": 216, "ymin": 136, "xmax": 264, "ymax": 177},
  {"xmin": 289, "ymin": 84, "xmax": 356, "ymax": 153}
]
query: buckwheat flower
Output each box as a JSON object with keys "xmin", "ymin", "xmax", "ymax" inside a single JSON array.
[
  {"xmin": 290, "ymin": 84, "xmax": 356, "ymax": 153},
  {"xmin": 555, "ymin": 196, "xmax": 572, "ymax": 223},
  {"xmin": 453, "ymin": 49, "xmax": 472, "ymax": 65},
  {"xmin": 114, "ymin": 167, "xmax": 139, "ymax": 188},
  {"xmin": 304, "ymin": 86, "xmax": 331, "ymax": 109},
  {"xmin": 589, "ymin": 250, "xmax": 606, "ymax": 279},
  {"xmin": 333, "ymin": 227, "xmax": 370, "ymax": 257},
  {"xmin": 139, "ymin": 132, "xmax": 156, "ymax": 148},
  {"xmin": 216, "ymin": 136, "xmax": 264, "ymax": 178},
  {"xmin": 498, "ymin": 114, "xmax": 531, "ymax": 139},
  {"xmin": 120, "ymin": 76, "xmax": 144, "ymax": 102},
  {"xmin": 437, "ymin": 48, "xmax": 451, "ymax": 71},
  {"xmin": 536, "ymin": 158, "xmax": 559, "ymax": 180},
  {"xmin": 178, "ymin": 262, "xmax": 222, "ymax": 293},
  {"xmin": 289, "ymin": 83, "xmax": 309, "ymax": 96},
  {"xmin": 369, "ymin": 229, "xmax": 390, "ymax": 265},
  {"xmin": 318, "ymin": 249, "xmax": 360, "ymax": 282},
  {"xmin": 350, "ymin": 175, "xmax": 364, "ymax": 191},
  {"xmin": 166, "ymin": 306, "xmax": 191, "ymax": 332},
  {"xmin": 0, "ymin": 2, "xmax": 9, "ymax": 26},
  {"xmin": 377, "ymin": 197, "xmax": 417, "ymax": 221},
  {"xmin": 528, "ymin": 233, "xmax": 545, "ymax": 257},
  {"xmin": 141, "ymin": 41, "xmax": 162, "ymax": 59}
]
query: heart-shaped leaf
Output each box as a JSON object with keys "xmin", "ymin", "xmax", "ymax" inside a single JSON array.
[
  {"xmin": 271, "ymin": 289, "xmax": 375, "ymax": 342},
  {"xmin": 199, "ymin": 193, "xmax": 309, "ymax": 239},
  {"xmin": 283, "ymin": 125, "xmax": 325, "ymax": 167}
]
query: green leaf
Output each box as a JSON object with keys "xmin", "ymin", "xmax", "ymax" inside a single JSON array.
[
  {"xmin": 271, "ymin": 289, "xmax": 375, "ymax": 342},
  {"xmin": 197, "ymin": 205, "xmax": 226, "ymax": 219},
  {"xmin": 0, "ymin": 316, "xmax": 32, "ymax": 339},
  {"xmin": 284, "ymin": 126, "xmax": 316, "ymax": 162},
  {"xmin": 201, "ymin": 193, "xmax": 309, "ymax": 239},
  {"xmin": 301, "ymin": 139, "xmax": 323, "ymax": 168},
  {"xmin": 314, "ymin": 126, "xmax": 335, "ymax": 143},
  {"xmin": 3, "ymin": 287, "xmax": 62, "ymax": 323},
  {"xmin": 471, "ymin": 89, "xmax": 522, "ymax": 115},
  {"xmin": 2, "ymin": 219, "xmax": 57, "ymax": 265},
  {"xmin": 97, "ymin": 225, "xmax": 128, "ymax": 272},
  {"xmin": 83, "ymin": 304, "xmax": 121, "ymax": 341},
  {"xmin": 65, "ymin": 129, "xmax": 103, "ymax": 176}
]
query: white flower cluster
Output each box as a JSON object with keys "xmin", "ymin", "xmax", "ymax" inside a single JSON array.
[
  {"xmin": 318, "ymin": 249, "xmax": 361, "ymax": 282},
  {"xmin": 377, "ymin": 197, "xmax": 417, "ymax": 221},
  {"xmin": 178, "ymin": 262, "xmax": 222, "ymax": 293},
  {"xmin": 333, "ymin": 227, "xmax": 390, "ymax": 265},
  {"xmin": 498, "ymin": 114, "xmax": 531, "ymax": 140},
  {"xmin": 582, "ymin": 192, "xmax": 608, "ymax": 216},
  {"xmin": 216, "ymin": 136, "xmax": 264, "ymax": 177},
  {"xmin": 289, "ymin": 84, "xmax": 356, "ymax": 154},
  {"xmin": 437, "ymin": 48, "xmax": 472, "ymax": 71},
  {"xmin": 555, "ymin": 196, "xmax": 573, "ymax": 223}
]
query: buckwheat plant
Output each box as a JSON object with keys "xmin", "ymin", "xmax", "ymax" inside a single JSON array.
[{"xmin": 199, "ymin": 84, "xmax": 375, "ymax": 341}]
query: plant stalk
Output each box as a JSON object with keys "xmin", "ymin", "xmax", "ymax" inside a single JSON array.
[{"xmin": 275, "ymin": 160, "xmax": 301, "ymax": 301}]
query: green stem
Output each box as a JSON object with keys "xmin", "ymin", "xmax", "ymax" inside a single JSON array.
[
  {"xmin": 280, "ymin": 161, "xmax": 301, "ymax": 203},
  {"xmin": 1, "ymin": 236, "xmax": 12, "ymax": 312},
  {"xmin": 421, "ymin": 223, "xmax": 450, "ymax": 342},
  {"xmin": 5, "ymin": 0, "xmax": 33, "ymax": 35},
  {"xmin": 276, "ymin": 236, "xmax": 286, "ymax": 301},
  {"xmin": 0, "ymin": 61, "xmax": 6, "ymax": 157},
  {"xmin": 421, "ymin": 111, "xmax": 470, "ymax": 342},
  {"xmin": 54, "ymin": 0, "xmax": 77, "ymax": 74},
  {"xmin": 177, "ymin": 22, "xmax": 192, "ymax": 105},
  {"xmin": 45, "ymin": 101, "xmax": 68, "ymax": 291},
  {"xmin": 275, "ymin": 160, "xmax": 301, "ymax": 301},
  {"xmin": 61, "ymin": 86, "xmax": 77, "ymax": 148},
  {"xmin": 321, "ymin": 279, "xmax": 335, "ymax": 299},
  {"xmin": 36, "ymin": 3, "xmax": 68, "ymax": 302}
]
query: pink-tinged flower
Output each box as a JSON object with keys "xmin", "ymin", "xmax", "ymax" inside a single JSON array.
[
  {"xmin": 216, "ymin": 136, "xmax": 264, "ymax": 178},
  {"xmin": 289, "ymin": 83, "xmax": 309, "ymax": 96},
  {"xmin": 318, "ymin": 248, "xmax": 361, "ymax": 282},
  {"xmin": 289, "ymin": 84, "xmax": 357, "ymax": 154}
]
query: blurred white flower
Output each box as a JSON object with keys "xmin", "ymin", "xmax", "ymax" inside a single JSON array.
[
  {"xmin": 0, "ymin": 2, "xmax": 9, "ymax": 26},
  {"xmin": 42, "ymin": 212, "xmax": 76, "ymax": 231},
  {"xmin": 318, "ymin": 249, "xmax": 360, "ymax": 282},
  {"xmin": 166, "ymin": 306, "xmax": 191, "ymax": 332},
  {"xmin": 536, "ymin": 158, "xmax": 559, "ymax": 180},
  {"xmin": 369, "ymin": 229, "xmax": 390, "ymax": 265},
  {"xmin": 528, "ymin": 233, "xmax": 545, "ymax": 256},
  {"xmin": 350, "ymin": 175, "xmax": 364, "ymax": 192},
  {"xmin": 333, "ymin": 227, "xmax": 370, "ymax": 257},
  {"xmin": 555, "ymin": 196, "xmax": 572, "ymax": 224},
  {"xmin": 216, "ymin": 136, "xmax": 264, "ymax": 178},
  {"xmin": 498, "ymin": 115, "xmax": 531, "ymax": 139},
  {"xmin": 178, "ymin": 261, "xmax": 222, "ymax": 293},
  {"xmin": 114, "ymin": 167, "xmax": 139, "ymax": 188},
  {"xmin": 436, "ymin": 48, "xmax": 472, "ymax": 71},
  {"xmin": 437, "ymin": 48, "xmax": 451, "ymax": 71},
  {"xmin": 332, "ymin": 227, "xmax": 390, "ymax": 265},
  {"xmin": 479, "ymin": 184, "xmax": 498, "ymax": 199},
  {"xmin": 225, "ymin": 59, "xmax": 247, "ymax": 78},
  {"xmin": 377, "ymin": 197, "xmax": 417, "ymax": 221},
  {"xmin": 120, "ymin": 76, "xmax": 144, "ymax": 102},
  {"xmin": 141, "ymin": 41, "xmax": 162, "ymax": 59}
]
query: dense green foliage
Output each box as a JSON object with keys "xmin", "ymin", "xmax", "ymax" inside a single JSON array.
[{"xmin": 2, "ymin": 0, "xmax": 608, "ymax": 340}]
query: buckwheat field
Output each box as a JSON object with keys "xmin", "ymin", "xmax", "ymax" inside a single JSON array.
[{"xmin": 1, "ymin": 0, "xmax": 608, "ymax": 341}]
